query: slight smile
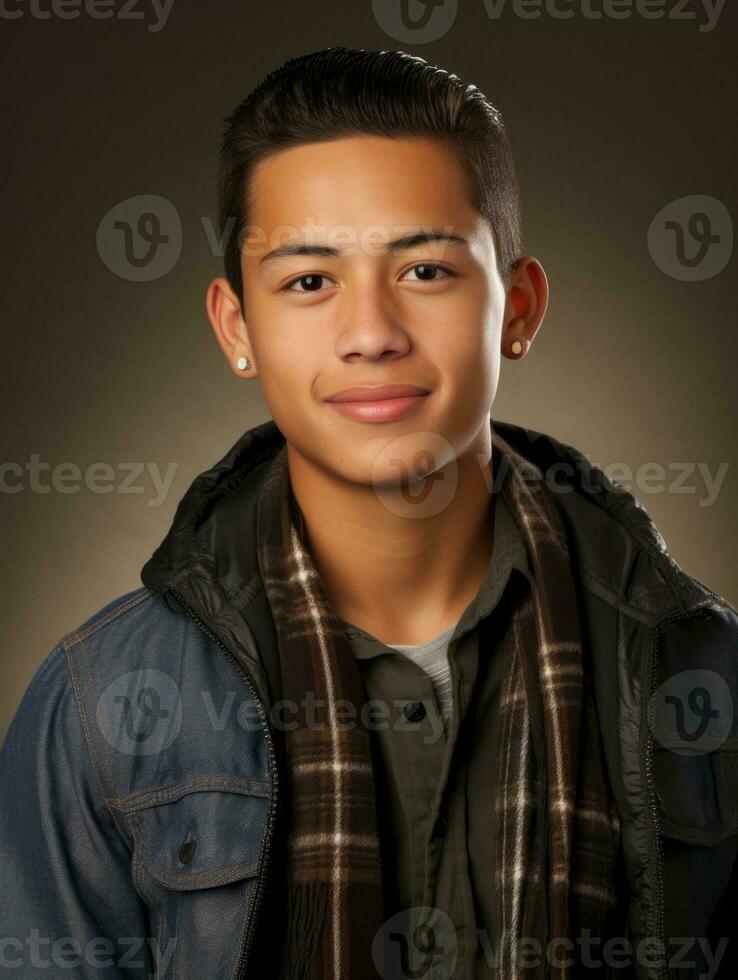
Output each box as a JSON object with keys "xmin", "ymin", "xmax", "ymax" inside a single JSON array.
[{"xmin": 324, "ymin": 384, "xmax": 431, "ymax": 423}]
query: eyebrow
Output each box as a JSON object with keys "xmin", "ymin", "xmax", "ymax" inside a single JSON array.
[{"xmin": 258, "ymin": 229, "xmax": 469, "ymax": 266}]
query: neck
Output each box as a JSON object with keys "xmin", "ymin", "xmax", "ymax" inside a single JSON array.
[{"xmin": 285, "ymin": 423, "xmax": 495, "ymax": 646}]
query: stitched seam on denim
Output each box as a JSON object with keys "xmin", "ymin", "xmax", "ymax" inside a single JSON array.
[
  {"xmin": 172, "ymin": 885, "xmax": 179, "ymax": 980},
  {"xmin": 106, "ymin": 776, "xmax": 271, "ymax": 812},
  {"xmin": 128, "ymin": 809, "xmax": 163, "ymax": 979},
  {"xmin": 143, "ymin": 858, "xmax": 260, "ymax": 889},
  {"xmin": 68, "ymin": 587, "xmax": 154, "ymax": 643},
  {"xmin": 130, "ymin": 811, "xmax": 152, "ymax": 933},
  {"xmin": 157, "ymin": 904, "xmax": 166, "ymax": 980},
  {"xmin": 73, "ymin": 629, "xmax": 132, "ymax": 843},
  {"xmin": 62, "ymin": 641, "xmax": 131, "ymax": 844}
]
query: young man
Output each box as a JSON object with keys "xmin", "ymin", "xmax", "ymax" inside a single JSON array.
[{"xmin": 1, "ymin": 46, "xmax": 736, "ymax": 980}]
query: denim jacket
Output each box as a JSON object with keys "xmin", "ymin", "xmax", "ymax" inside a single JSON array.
[{"xmin": 1, "ymin": 418, "xmax": 737, "ymax": 979}]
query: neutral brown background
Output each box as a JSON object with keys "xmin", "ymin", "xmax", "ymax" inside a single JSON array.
[{"xmin": 2, "ymin": 0, "xmax": 736, "ymax": 739}]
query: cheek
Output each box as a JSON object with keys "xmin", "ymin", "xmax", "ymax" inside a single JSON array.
[
  {"xmin": 246, "ymin": 303, "xmax": 305, "ymax": 390},
  {"xmin": 431, "ymin": 297, "xmax": 496, "ymax": 378},
  {"xmin": 253, "ymin": 337, "xmax": 324, "ymax": 419},
  {"xmin": 257, "ymin": 351, "xmax": 300, "ymax": 402}
]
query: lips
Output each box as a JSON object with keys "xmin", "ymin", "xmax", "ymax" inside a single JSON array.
[
  {"xmin": 324, "ymin": 384, "xmax": 430, "ymax": 423},
  {"xmin": 325, "ymin": 384, "xmax": 430, "ymax": 403}
]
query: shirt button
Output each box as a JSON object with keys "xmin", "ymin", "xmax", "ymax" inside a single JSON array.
[
  {"xmin": 179, "ymin": 836, "xmax": 197, "ymax": 864},
  {"xmin": 431, "ymin": 815, "xmax": 448, "ymax": 839},
  {"xmin": 403, "ymin": 700, "xmax": 426, "ymax": 723}
]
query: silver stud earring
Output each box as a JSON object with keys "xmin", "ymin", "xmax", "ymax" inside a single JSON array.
[{"xmin": 236, "ymin": 355, "xmax": 251, "ymax": 371}]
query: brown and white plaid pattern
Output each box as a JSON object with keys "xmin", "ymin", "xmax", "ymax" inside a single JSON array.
[
  {"xmin": 492, "ymin": 433, "xmax": 622, "ymax": 978},
  {"xmin": 256, "ymin": 424, "xmax": 621, "ymax": 980},
  {"xmin": 257, "ymin": 444, "xmax": 386, "ymax": 980}
]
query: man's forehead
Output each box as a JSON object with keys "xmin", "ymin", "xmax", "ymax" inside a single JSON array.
[
  {"xmin": 246, "ymin": 136, "xmax": 476, "ymax": 225},
  {"xmin": 251, "ymin": 133, "xmax": 459, "ymax": 174}
]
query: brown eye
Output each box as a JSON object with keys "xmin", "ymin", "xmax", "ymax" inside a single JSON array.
[
  {"xmin": 401, "ymin": 263, "xmax": 454, "ymax": 282},
  {"xmin": 283, "ymin": 274, "xmax": 332, "ymax": 293}
]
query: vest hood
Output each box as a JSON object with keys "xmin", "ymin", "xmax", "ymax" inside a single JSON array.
[{"xmin": 141, "ymin": 415, "xmax": 715, "ymax": 623}]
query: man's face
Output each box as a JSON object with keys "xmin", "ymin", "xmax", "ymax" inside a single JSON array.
[{"xmin": 239, "ymin": 135, "xmax": 508, "ymax": 487}]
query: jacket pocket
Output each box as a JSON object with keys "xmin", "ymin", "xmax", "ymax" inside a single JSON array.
[
  {"xmin": 652, "ymin": 746, "xmax": 738, "ymax": 844},
  {"xmin": 122, "ymin": 776, "xmax": 271, "ymax": 979},
  {"xmin": 649, "ymin": 605, "xmax": 738, "ymax": 846}
]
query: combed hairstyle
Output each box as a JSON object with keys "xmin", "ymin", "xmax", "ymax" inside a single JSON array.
[{"xmin": 217, "ymin": 47, "xmax": 523, "ymax": 309}]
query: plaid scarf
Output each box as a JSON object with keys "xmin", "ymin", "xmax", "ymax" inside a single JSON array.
[{"xmin": 256, "ymin": 422, "xmax": 621, "ymax": 979}]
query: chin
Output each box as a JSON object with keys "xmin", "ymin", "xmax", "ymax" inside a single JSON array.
[{"xmin": 365, "ymin": 432, "xmax": 458, "ymax": 487}]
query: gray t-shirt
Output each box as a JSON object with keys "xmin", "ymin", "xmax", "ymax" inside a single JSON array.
[{"xmin": 386, "ymin": 622, "xmax": 458, "ymax": 729}]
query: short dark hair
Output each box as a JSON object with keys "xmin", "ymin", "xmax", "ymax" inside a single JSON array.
[{"xmin": 218, "ymin": 47, "xmax": 523, "ymax": 309}]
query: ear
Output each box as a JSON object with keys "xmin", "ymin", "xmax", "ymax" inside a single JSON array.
[
  {"xmin": 501, "ymin": 257, "xmax": 549, "ymax": 358},
  {"xmin": 205, "ymin": 277, "xmax": 257, "ymax": 377}
]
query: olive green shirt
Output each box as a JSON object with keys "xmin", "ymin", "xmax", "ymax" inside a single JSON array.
[{"xmin": 337, "ymin": 488, "xmax": 532, "ymax": 979}]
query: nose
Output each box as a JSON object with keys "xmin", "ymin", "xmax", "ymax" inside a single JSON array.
[{"xmin": 333, "ymin": 275, "xmax": 411, "ymax": 362}]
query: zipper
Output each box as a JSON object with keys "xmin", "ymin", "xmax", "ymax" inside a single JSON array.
[
  {"xmin": 169, "ymin": 587, "xmax": 279, "ymax": 980},
  {"xmin": 642, "ymin": 600, "xmax": 730, "ymax": 979},
  {"xmin": 643, "ymin": 624, "xmax": 667, "ymax": 980}
]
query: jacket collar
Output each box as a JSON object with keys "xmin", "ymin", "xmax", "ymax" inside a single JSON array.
[{"xmin": 140, "ymin": 416, "xmax": 713, "ymax": 706}]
